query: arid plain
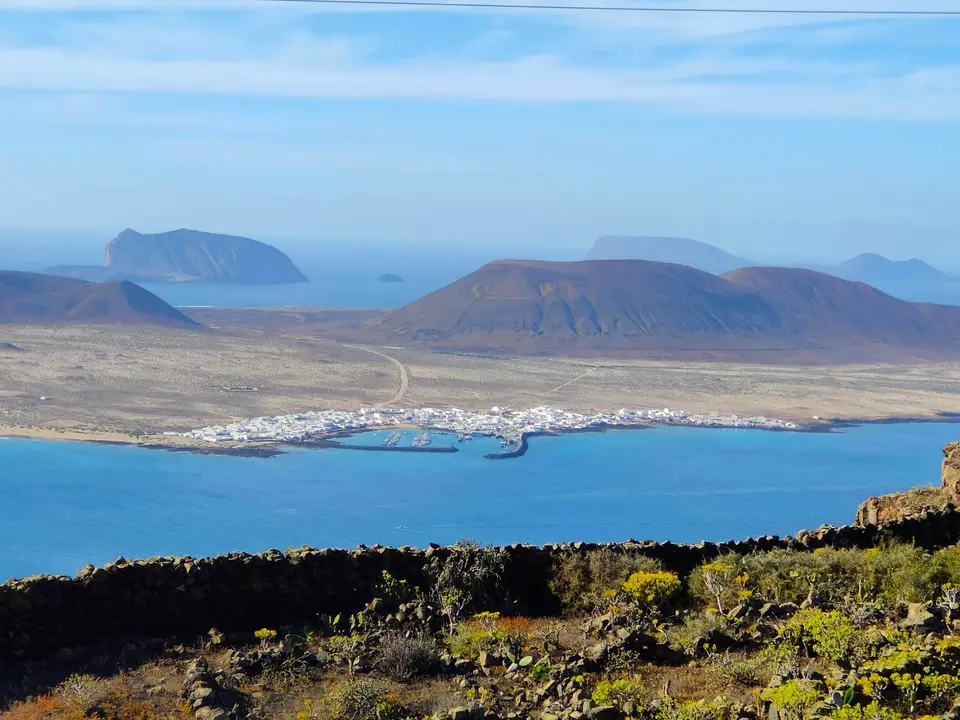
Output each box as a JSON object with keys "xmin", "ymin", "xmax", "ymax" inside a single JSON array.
[{"xmin": 1, "ymin": 307, "xmax": 960, "ymax": 443}]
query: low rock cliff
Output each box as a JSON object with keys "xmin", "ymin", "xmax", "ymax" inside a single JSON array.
[{"xmin": 856, "ymin": 440, "xmax": 960, "ymax": 526}]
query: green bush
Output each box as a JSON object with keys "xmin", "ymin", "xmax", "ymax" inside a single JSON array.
[
  {"xmin": 591, "ymin": 678, "xmax": 646, "ymax": 711},
  {"xmin": 427, "ymin": 540, "xmax": 506, "ymax": 629},
  {"xmin": 655, "ymin": 697, "xmax": 733, "ymax": 720},
  {"xmin": 665, "ymin": 611, "xmax": 726, "ymax": 656},
  {"xmin": 727, "ymin": 545, "xmax": 936, "ymax": 609},
  {"xmin": 860, "ymin": 545, "xmax": 937, "ymax": 607},
  {"xmin": 550, "ymin": 550, "xmax": 664, "ymax": 614},
  {"xmin": 621, "ymin": 570, "xmax": 682, "ymax": 615},
  {"xmin": 762, "ymin": 679, "xmax": 822, "ymax": 720},
  {"xmin": 781, "ymin": 609, "xmax": 864, "ymax": 665},
  {"xmin": 336, "ymin": 678, "xmax": 389, "ymax": 720},
  {"xmin": 831, "ymin": 702, "xmax": 903, "ymax": 720},
  {"xmin": 689, "ymin": 557, "xmax": 744, "ymax": 613}
]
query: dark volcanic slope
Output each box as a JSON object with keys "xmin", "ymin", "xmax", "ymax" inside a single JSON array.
[
  {"xmin": 0, "ymin": 271, "xmax": 199, "ymax": 327},
  {"xmin": 366, "ymin": 260, "xmax": 960, "ymax": 358}
]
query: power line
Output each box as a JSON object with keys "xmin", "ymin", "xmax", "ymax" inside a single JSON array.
[{"xmin": 258, "ymin": 0, "xmax": 960, "ymax": 15}]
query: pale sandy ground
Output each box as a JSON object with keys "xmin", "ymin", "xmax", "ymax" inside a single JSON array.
[{"xmin": 1, "ymin": 323, "xmax": 959, "ymax": 445}]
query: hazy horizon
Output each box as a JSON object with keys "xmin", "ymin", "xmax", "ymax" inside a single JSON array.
[
  {"xmin": 2, "ymin": 1, "xmax": 959, "ymax": 272},
  {"xmin": 3, "ymin": 226, "xmax": 960, "ymax": 276}
]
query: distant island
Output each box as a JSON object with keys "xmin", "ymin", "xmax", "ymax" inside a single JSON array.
[
  {"xmin": 802, "ymin": 253, "xmax": 953, "ymax": 284},
  {"xmin": 586, "ymin": 235, "xmax": 751, "ymax": 275},
  {"xmin": 378, "ymin": 273, "xmax": 404, "ymax": 283},
  {"xmin": 353, "ymin": 259, "xmax": 960, "ymax": 360},
  {"xmin": 586, "ymin": 236, "xmax": 954, "ymax": 285},
  {"xmin": 47, "ymin": 228, "xmax": 308, "ymax": 285},
  {"xmin": 0, "ymin": 270, "xmax": 199, "ymax": 327}
]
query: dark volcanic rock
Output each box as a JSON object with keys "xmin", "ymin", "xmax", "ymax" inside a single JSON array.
[
  {"xmin": 49, "ymin": 228, "xmax": 307, "ymax": 285},
  {"xmin": 0, "ymin": 271, "xmax": 198, "ymax": 327}
]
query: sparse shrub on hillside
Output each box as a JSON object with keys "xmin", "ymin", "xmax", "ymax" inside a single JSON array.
[
  {"xmin": 729, "ymin": 545, "xmax": 935, "ymax": 608},
  {"xmin": 665, "ymin": 611, "xmax": 727, "ymax": 656},
  {"xmin": 550, "ymin": 549, "xmax": 665, "ymax": 614},
  {"xmin": 933, "ymin": 546, "xmax": 960, "ymax": 588},
  {"xmin": 426, "ymin": 540, "xmax": 506, "ymax": 630},
  {"xmin": 780, "ymin": 609, "xmax": 865, "ymax": 666},
  {"xmin": 621, "ymin": 570, "xmax": 682, "ymax": 615},
  {"xmin": 860, "ymin": 544, "xmax": 936, "ymax": 607},
  {"xmin": 335, "ymin": 678, "xmax": 390, "ymax": 720},
  {"xmin": 689, "ymin": 559, "xmax": 744, "ymax": 614},
  {"xmin": 328, "ymin": 633, "xmax": 368, "ymax": 675},
  {"xmin": 762, "ymin": 679, "xmax": 822, "ymax": 720},
  {"xmin": 378, "ymin": 632, "xmax": 439, "ymax": 683},
  {"xmin": 831, "ymin": 701, "xmax": 904, "ymax": 720},
  {"xmin": 591, "ymin": 678, "xmax": 646, "ymax": 712},
  {"xmin": 655, "ymin": 696, "xmax": 733, "ymax": 720},
  {"xmin": 375, "ymin": 570, "xmax": 422, "ymax": 611},
  {"xmin": 57, "ymin": 673, "xmax": 103, "ymax": 713}
]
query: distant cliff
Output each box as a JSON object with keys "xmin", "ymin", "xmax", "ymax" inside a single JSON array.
[
  {"xmin": 834, "ymin": 253, "xmax": 953, "ymax": 284},
  {"xmin": 585, "ymin": 236, "xmax": 753, "ymax": 275},
  {"xmin": 48, "ymin": 229, "xmax": 308, "ymax": 285}
]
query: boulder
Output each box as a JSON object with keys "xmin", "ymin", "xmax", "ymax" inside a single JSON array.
[
  {"xmin": 900, "ymin": 603, "xmax": 944, "ymax": 633},
  {"xmin": 945, "ymin": 442, "xmax": 960, "ymax": 497},
  {"xmin": 195, "ymin": 709, "xmax": 227, "ymax": 720},
  {"xmin": 588, "ymin": 707, "xmax": 623, "ymax": 720}
]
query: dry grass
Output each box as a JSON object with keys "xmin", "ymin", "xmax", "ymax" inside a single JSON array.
[{"xmin": 2, "ymin": 316, "xmax": 960, "ymax": 438}]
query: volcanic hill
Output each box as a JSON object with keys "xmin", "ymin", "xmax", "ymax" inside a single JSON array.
[
  {"xmin": 360, "ymin": 259, "xmax": 960, "ymax": 360},
  {"xmin": 48, "ymin": 228, "xmax": 308, "ymax": 285},
  {"xmin": 0, "ymin": 270, "xmax": 199, "ymax": 327},
  {"xmin": 585, "ymin": 236, "xmax": 753, "ymax": 275}
]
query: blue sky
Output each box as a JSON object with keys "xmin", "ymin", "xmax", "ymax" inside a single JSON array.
[{"xmin": 0, "ymin": 0, "xmax": 958, "ymax": 266}]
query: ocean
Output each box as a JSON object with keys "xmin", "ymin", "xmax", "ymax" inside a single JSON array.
[
  {"xmin": 2, "ymin": 422, "xmax": 958, "ymax": 581},
  {"xmin": 134, "ymin": 263, "xmax": 960, "ymax": 311}
]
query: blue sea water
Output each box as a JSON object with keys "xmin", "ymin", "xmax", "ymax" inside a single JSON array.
[{"xmin": 2, "ymin": 422, "xmax": 959, "ymax": 581}]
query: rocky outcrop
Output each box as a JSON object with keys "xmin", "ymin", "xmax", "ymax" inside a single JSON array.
[
  {"xmin": 855, "ymin": 441, "xmax": 960, "ymax": 526},
  {"xmin": 6, "ymin": 508, "xmax": 960, "ymax": 661},
  {"xmin": 944, "ymin": 442, "xmax": 960, "ymax": 497}
]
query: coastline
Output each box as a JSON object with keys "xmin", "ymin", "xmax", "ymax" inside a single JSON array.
[{"xmin": 2, "ymin": 410, "xmax": 959, "ymax": 460}]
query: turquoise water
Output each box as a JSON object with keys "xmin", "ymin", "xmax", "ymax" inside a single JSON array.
[{"xmin": 1, "ymin": 423, "xmax": 958, "ymax": 581}]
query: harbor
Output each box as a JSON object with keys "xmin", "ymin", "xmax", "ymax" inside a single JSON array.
[{"xmin": 172, "ymin": 405, "xmax": 801, "ymax": 451}]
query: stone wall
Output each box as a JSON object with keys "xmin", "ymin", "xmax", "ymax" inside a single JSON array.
[{"xmin": 4, "ymin": 507, "xmax": 960, "ymax": 661}]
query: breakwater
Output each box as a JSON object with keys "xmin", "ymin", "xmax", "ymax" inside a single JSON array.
[
  {"xmin": 484, "ymin": 434, "xmax": 530, "ymax": 460},
  {"xmin": 302, "ymin": 438, "xmax": 459, "ymax": 454},
  {"xmin": 4, "ymin": 506, "xmax": 960, "ymax": 661}
]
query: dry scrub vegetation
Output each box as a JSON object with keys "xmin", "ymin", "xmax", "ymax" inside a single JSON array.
[
  {"xmin": 8, "ymin": 542, "xmax": 960, "ymax": 720},
  {"xmin": 2, "ymin": 319, "xmax": 960, "ymax": 437}
]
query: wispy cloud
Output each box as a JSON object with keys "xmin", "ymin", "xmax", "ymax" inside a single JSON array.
[
  {"xmin": 1, "ymin": 45, "xmax": 958, "ymax": 119},
  {"xmin": 1, "ymin": 0, "xmax": 958, "ymax": 119}
]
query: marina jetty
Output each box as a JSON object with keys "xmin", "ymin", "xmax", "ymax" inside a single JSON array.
[
  {"xmin": 172, "ymin": 406, "xmax": 799, "ymax": 455},
  {"xmin": 305, "ymin": 429, "xmax": 459, "ymax": 454}
]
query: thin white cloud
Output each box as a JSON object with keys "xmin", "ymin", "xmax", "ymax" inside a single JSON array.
[{"xmin": 1, "ymin": 46, "xmax": 958, "ymax": 119}]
